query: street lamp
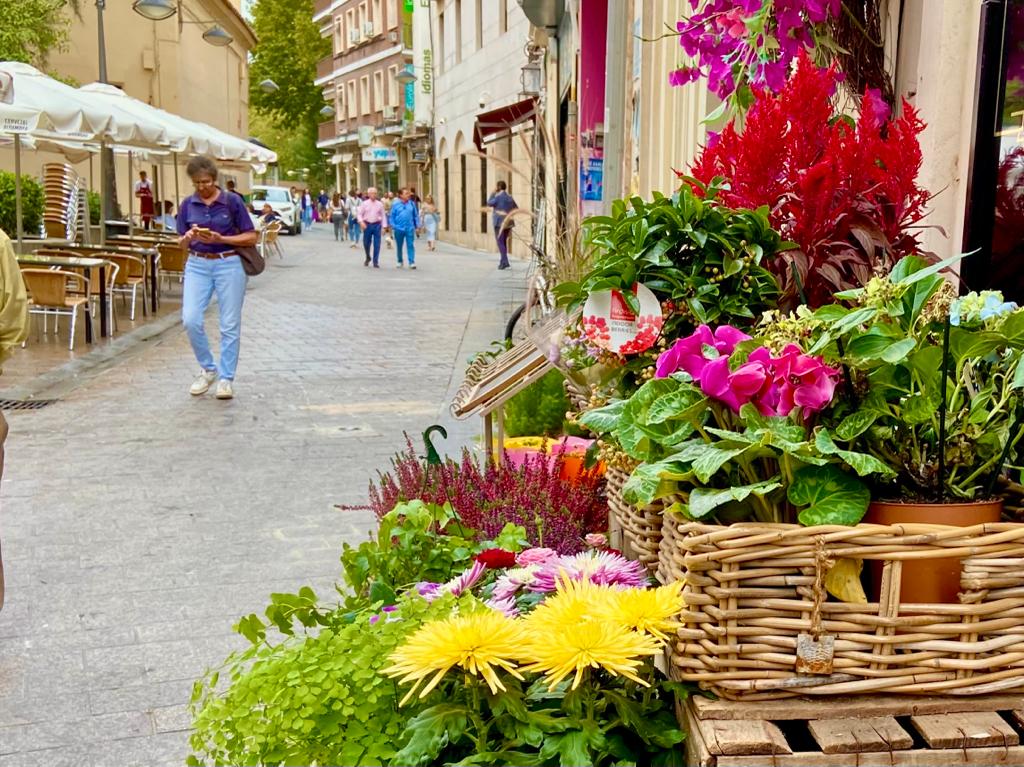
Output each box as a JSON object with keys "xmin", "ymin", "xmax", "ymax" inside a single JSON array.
[
  {"xmin": 131, "ymin": 0, "xmax": 176, "ymax": 20},
  {"xmin": 201, "ymin": 25, "xmax": 233, "ymax": 46},
  {"xmin": 259, "ymin": 79, "xmax": 279, "ymax": 94},
  {"xmin": 394, "ymin": 68, "xmax": 417, "ymax": 86},
  {"xmin": 319, "ymin": 105, "xmax": 335, "ymax": 118},
  {"xmin": 520, "ymin": 60, "xmax": 542, "ymax": 97}
]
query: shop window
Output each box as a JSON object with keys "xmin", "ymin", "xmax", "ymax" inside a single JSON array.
[
  {"xmin": 373, "ymin": 70, "xmax": 384, "ymax": 112},
  {"xmin": 444, "ymin": 158, "xmax": 450, "ymax": 229},
  {"xmin": 347, "ymin": 80, "xmax": 357, "ymax": 119},
  {"xmin": 480, "ymin": 155, "xmax": 488, "ymax": 233},
  {"xmin": 460, "ymin": 153, "xmax": 467, "ymax": 232}
]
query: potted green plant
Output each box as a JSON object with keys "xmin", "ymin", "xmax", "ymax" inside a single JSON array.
[
  {"xmin": 776, "ymin": 255, "xmax": 1024, "ymax": 600},
  {"xmin": 552, "ymin": 184, "xmax": 784, "ymax": 399}
]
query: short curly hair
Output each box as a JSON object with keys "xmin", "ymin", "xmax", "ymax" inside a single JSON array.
[{"xmin": 186, "ymin": 155, "xmax": 218, "ymax": 181}]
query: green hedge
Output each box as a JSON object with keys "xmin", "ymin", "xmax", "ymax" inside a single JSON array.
[{"xmin": 0, "ymin": 171, "xmax": 43, "ymax": 237}]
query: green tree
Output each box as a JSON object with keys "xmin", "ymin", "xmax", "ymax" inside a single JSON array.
[
  {"xmin": 0, "ymin": 0, "xmax": 80, "ymax": 68},
  {"xmin": 249, "ymin": 0, "xmax": 330, "ymax": 127},
  {"xmin": 248, "ymin": 0, "xmax": 331, "ymax": 185}
]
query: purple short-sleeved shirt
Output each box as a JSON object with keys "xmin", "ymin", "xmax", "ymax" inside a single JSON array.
[{"xmin": 177, "ymin": 188, "xmax": 255, "ymax": 254}]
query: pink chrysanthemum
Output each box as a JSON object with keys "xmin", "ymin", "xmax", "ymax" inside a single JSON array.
[{"xmin": 530, "ymin": 550, "xmax": 649, "ymax": 592}]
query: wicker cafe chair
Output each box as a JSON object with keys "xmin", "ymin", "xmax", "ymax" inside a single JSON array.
[
  {"xmin": 103, "ymin": 253, "xmax": 148, "ymax": 322},
  {"xmin": 156, "ymin": 243, "xmax": 187, "ymax": 291},
  {"xmin": 20, "ymin": 268, "xmax": 92, "ymax": 351},
  {"xmin": 259, "ymin": 221, "xmax": 284, "ymax": 260},
  {"xmin": 29, "ymin": 250, "xmax": 117, "ymax": 336}
]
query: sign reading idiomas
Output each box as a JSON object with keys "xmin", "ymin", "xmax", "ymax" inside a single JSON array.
[{"xmin": 581, "ymin": 283, "xmax": 664, "ymax": 355}]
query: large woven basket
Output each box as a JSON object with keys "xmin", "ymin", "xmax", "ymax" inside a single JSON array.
[
  {"xmin": 606, "ymin": 465, "xmax": 668, "ymax": 577},
  {"xmin": 663, "ymin": 518, "xmax": 1024, "ymax": 700}
]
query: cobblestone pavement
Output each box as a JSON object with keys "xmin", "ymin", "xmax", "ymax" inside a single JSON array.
[{"xmin": 0, "ymin": 225, "xmax": 522, "ymax": 765}]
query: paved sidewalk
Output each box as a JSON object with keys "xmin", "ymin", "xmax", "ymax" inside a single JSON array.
[{"xmin": 0, "ymin": 225, "xmax": 523, "ymax": 766}]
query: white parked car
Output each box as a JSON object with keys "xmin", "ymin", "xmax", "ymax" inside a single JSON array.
[{"xmin": 251, "ymin": 185, "xmax": 301, "ymax": 235}]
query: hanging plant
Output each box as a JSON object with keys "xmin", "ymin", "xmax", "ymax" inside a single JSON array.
[{"xmin": 669, "ymin": 0, "xmax": 844, "ymax": 119}]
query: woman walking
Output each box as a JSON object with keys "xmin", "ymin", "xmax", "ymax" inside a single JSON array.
[
  {"xmin": 329, "ymin": 192, "xmax": 346, "ymax": 241},
  {"xmin": 303, "ymin": 189, "xmax": 314, "ymax": 228},
  {"xmin": 346, "ymin": 189, "xmax": 362, "ymax": 247},
  {"xmin": 421, "ymin": 195, "xmax": 440, "ymax": 251},
  {"xmin": 177, "ymin": 156, "xmax": 256, "ymax": 401}
]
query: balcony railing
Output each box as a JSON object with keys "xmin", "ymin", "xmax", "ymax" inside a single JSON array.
[
  {"xmin": 316, "ymin": 55, "xmax": 335, "ymax": 80},
  {"xmin": 318, "ymin": 120, "xmax": 337, "ymax": 143}
]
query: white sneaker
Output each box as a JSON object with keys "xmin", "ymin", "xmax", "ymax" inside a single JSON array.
[
  {"xmin": 215, "ymin": 379, "xmax": 234, "ymax": 400},
  {"xmin": 190, "ymin": 369, "xmax": 218, "ymax": 396}
]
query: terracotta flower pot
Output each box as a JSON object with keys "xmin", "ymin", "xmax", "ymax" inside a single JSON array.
[{"xmin": 864, "ymin": 499, "xmax": 1003, "ymax": 604}]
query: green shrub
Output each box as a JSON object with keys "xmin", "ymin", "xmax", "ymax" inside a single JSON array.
[
  {"xmin": 504, "ymin": 369, "xmax": 583, "ymax": 438},
  {"xmin": 0, "ymin": 171, "xmax": 43, "ymax": 237},
  {"xmin": 87, "ymin": 190, "xmax": 101, "ymax": 225},
  {"xmin": 189, "ymin": 593, "xmax": 456, "ymax": 767}
]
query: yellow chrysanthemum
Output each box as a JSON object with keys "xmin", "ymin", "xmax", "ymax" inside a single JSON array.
[
  {"xmin": 525, "ymin": 573, "xmax": 618, "ymax": 632},
  {"xmin": 592, "ymin": 581, "xmax": 685, "ymax": 642},
  {"xmin": 521, "ymin": 618, "xmax": 662, "ymax": 691},
  {"xmin": 384, "ymin": 611, "xmax": 526, "ymax": 705}
]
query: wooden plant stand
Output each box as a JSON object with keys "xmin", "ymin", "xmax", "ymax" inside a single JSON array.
[{"xmin": 682, "ymin": 693, "xmax": 1024, "ymax": 766}]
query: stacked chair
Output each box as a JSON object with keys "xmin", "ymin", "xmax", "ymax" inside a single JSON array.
[{"xmin": 42, "ymin": 163, "xmax": 83, "ymax": 241}]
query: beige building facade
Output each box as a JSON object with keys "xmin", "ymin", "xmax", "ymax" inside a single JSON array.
[
  {"xmin": 313, "ymin": 0, "xmax": 417, "ymax": 194},
  {"xmin": 1, "ymin": 0, "xmax": 257, "ymax": 214},
  {"xmin": 431, "ymin": 0, "xmax": 536, "ymax": 252}
]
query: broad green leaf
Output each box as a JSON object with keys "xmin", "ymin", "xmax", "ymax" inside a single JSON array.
[
  {"xmin": 835, "ymin": 410, "xmax": 879, "ymax": 441},
  {"xmin": 622, "ymin": 461, "xmax": 692, "ymax": 506},
  {"xmin": 688, "ymin": 480, "xmax": 782, "ymax": 519},
  {"xmin": 577, "ymin": 399, "xmax": 626, "ymax": 433},
  {"xmin": 901, "ymin": 390, "xmax": 941, "ymax": 425},
  {"xmin": 690, "ymin": 445, "xmax": 748, "ymax": 483},
  {"xmin": 1013, "ymin": 358, "xmax": 1024, "ymax": 390},
  {"xmin": 392, "ymin": 704, "xmax": 470, "ymax": 766},
  {"xmin": 788, "ymin": 465, "xmax": 870, "ymax": 526},
  {"xmin": 814, "ymin": 429, "xmax": 895, "ymax": 477},
  {"xmin": 891, "ymin": 251, "xmax": 965, "ymax": 288},
  {"xmin": 647, "ymin": 384, "xmax": 706, "ymax": 425}
]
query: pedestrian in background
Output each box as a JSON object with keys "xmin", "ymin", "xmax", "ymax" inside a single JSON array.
[
  {"xmin": 487, "ymin": 180, "xmax": 518, "ymax": 270},
  {"xmin": 225, "ymin": 179, "xmax": 245, "ymax": 204},
  {"xmin": 177, "ymin": 155, "xmax": 257, "ymax": 401},
  {"xmin": 301, "ymin": 190, "xmax": 313, "ymax": 229},
  {"xmin": 357, "ymin": 187, "xmax": 385, "ymax": 268},
  {"xmin": 329, "ymin": 192, "xmax": 346, "ymax": 241},
  {"xmin": 382, "ymin": 191, "xmax": 395, "ymax": 250},
  {"xmin": 346, "ymin": 189, "xmax": 361, "ymax": 248},
  {"xmin": 134, "ymin": 170, "xmax": 155, "ymax": 230},
  {"xmin": 317, "ymin": 189, "xmax": 329, "ymax": 222},
  {"xmin": 421, "ymin": 195, "xmax": 440, "ymax": 252},
  {"xmin": 0, "ymin": 226, "xmax": 29, "ymax": 614},
  {"xmin": 388, "ymin": 187, "xmax": 420, "ymax": 269},
  {"xmin": 155, "ymin": 200, "xmax": 176, "ymax": 231}
]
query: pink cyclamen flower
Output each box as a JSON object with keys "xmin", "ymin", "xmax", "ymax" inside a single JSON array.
[
  {"xmin": 773, "ymin": 345, "xmax": 840, "ymax": 417},
  {"xmin": 516, "ymin": 547, "xmax": 559, "ymax": 566},
  {"xmin": 585, "ymin": 533, "xmax": 608, "ymax": 549},
  {"xmin": 656, "ymin": 324, "xmax": 751, "ymax": 380}
]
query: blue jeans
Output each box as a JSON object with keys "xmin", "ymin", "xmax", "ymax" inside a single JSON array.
[
  {"xmin": 363, "ymin": 222, "xmax": 382, "ymax": 265},
  {"xmin": 394, "ymin": 227, "xmax": 416, "ymax": 265},
  {"xmin": 348, "ymin": 216, "xmax": 360, "ymax": 242},
  {"xmin": 182, "ymin": 255, "xmax": 247, "ymax": 381}
]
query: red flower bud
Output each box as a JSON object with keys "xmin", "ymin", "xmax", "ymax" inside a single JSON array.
[{"xmin": 474, "ymin": 548, "xmax": 518, "ymax": 569}]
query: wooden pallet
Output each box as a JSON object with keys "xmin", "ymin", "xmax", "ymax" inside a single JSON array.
[{"xmin": 682, "ymin": 693, "xmax": 1024, "ymax": 766}]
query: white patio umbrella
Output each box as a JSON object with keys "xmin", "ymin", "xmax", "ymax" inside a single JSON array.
[{"xmin": 0, "ymin": 62, "xmax": 185, "ymax": 250}]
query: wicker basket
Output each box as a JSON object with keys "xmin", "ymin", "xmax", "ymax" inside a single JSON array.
[
  {"xmin": 606, "ymin": 465, "xmax": 669, "ymax": 577},
  {"xmin": 663, "ymin": 518, "xmax": 1024, "ymax": 700}
]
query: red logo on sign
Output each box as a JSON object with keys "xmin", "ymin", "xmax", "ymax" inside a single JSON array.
[{"xmin": 610, "ymin": 290, "xmax": 636, "ymax": 321}]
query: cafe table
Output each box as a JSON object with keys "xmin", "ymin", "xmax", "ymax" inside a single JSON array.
[
  {"xmin": 46, "ymin": 243, "xmax": 162, "ymax": 315},
  {"xmin": 18, "ymin": 253, "xmax": 111, "ymax": 342}
]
